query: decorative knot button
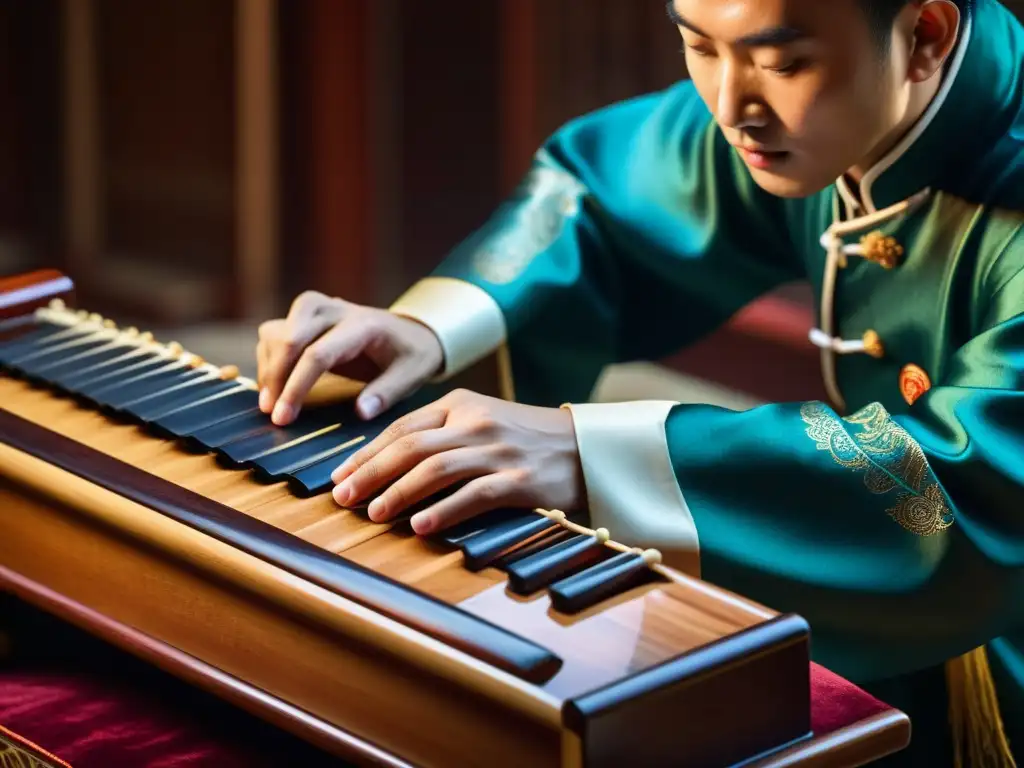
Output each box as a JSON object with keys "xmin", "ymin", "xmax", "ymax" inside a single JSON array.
[
  {"xmin": 860, "ymin": 231, "xmax": 904, "ymax": 269},
  {"xmin": 862, "ymin": 330, "xmax": 885, "ymax": 359}
]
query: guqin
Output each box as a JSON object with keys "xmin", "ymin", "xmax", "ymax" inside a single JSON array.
[{"xmin": 0, "ymin": 270, "xmax": 910, "ymax": 767}]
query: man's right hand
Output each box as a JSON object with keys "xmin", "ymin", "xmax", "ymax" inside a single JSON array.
[{"xmin": 256, "ymin": 290, "xmax": 445, "ymax": 426}]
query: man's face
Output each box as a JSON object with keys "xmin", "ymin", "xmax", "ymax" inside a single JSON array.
[{"xmin": 670, "ymin": 0, "xmax": 913, "ymax": 198}]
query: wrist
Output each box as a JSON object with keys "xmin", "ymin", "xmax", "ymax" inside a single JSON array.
[
  {"xmin": 389, "ymin": 277, "xmax": 506, "ymax": 379},
  {"xmin": 555, "ymin": 405, "xmax": 588, "ymax": 512}
]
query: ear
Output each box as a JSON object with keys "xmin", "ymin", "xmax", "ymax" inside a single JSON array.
[{"xmin": 906, "ymin": 0, "xmax": 961, "ymax": 83}]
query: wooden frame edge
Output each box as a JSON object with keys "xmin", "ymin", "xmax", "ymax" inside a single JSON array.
[
  {"xmin": 562, "ymin": 614, "xmax": 813, "ymax": 767},
  {"xmin": 0, "ymin": 438, "xmax": 563, "ymax": 728},
  {"xmin": 0, "ymin": 407, "xmax": 561, "ymax": 684},
  {"xmin": 749, "ymin": 710, "xmax": 912, "ymax": 768},
  {"xmin": 0, "ymin": 565, "xmax": 413, "ymax": 768}
]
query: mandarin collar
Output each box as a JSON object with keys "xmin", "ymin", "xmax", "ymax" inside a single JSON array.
[{"xmin": 838, "ymin": 0, "xmax": 1021, "ymax": 214}]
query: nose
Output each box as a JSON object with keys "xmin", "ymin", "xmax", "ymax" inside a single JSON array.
[{"xmin": 716, "ymin": 60, "xmax": 769, "ymax": 131}]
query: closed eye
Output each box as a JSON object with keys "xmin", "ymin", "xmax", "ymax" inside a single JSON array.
[
  {"xmin": 682, "ymin": 43, "xmax": 715, "ymax": 58},
  {"xmin": 765, "ymin": 58, "xmax": 808, "ymax": 76}
]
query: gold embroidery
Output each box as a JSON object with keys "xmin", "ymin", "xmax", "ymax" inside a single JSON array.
[
  {"xmin": 0, "ymin": 735, "xmax": 61, "ymax": 768},
  {"xmin": 471, "ymin": 152, "xmax": 588, "ymax": 285},
  {"xmin": 0, "ymin": 723, "xmax": 70, "ymax": 768},
  {"xmin": 800, "ymin": 401, "xmax": 954, "ymax": 536}
]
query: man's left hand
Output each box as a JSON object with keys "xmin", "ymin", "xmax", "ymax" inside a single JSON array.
[{"xmin": 330, "ymin": 389, "xmax": 585, "ymax": 535}]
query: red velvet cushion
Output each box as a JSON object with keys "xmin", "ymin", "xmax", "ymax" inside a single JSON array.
[
  {"xmin": 0, "ymin": 669, "xmax": 344, "ymax": 768},
  {"xmin": 0, "ymin": 662, "xmax": 894, "ymax": 767},
  {"xmin": 810, "ymin": 661, "xmax": 893, "ymax": 735},
  {"xmin": 0, "ymin": 596, "xmax": 893, "ymax": 767}
]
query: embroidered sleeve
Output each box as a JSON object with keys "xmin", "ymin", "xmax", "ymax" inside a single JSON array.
[{"xmin": 800, "ymin": 402, "xmax": 954, "ymax": 536}]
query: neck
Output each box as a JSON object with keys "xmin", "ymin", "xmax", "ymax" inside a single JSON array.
[{"xmin": 846, "ymin": 68, "xmax": 945, "ymax": 185}]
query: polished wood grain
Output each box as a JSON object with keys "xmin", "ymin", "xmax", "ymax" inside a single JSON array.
[
  {"xmin": 0, "ymin": 291, "xmax": 911, "ymax": 766},
  {"xmin": 0, "ymin": 566, "xmax": 416, "ymax": 768},
  {"xmin": 0, "ymin": 446, "xmax": 563, "ymax": 768},
  {"xmin": 0, "ymin": 374, "xmax": 782, "ymax": 698},
  {"xmin": 752, "ymin": 711, "xmax": 911, "ymax": 768},
  {"xmin": 0, "ymin": 407, "xmax": 560, "ymax": 684},
  {"xmin": 1, "ymin": 565, "xmax": 912, "ymax": 768},
  {"xmin": 563, "ymin": 614, "xmax": 812, "ymax": 767}
]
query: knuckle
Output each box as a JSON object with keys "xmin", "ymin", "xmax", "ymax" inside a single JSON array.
[
  {"xmin": 292, "ymin": 290, "xmax": 325, "ymax": 312},
  {"xmin": 397, "ymin": 434, "xmax": 421, "ymax": 455},
  {"xmin": 424, "ymin": 455, "xmax": 451, "ymax": 477},
  {"xmin": 304, "ymin": 344, "xmax": 335, "ymax": 370},
  {"xmin": 257, "ymin": 319, "xmax": 280, "ymax": 340},
  {"xmin": 468, "ymin": 414, "xmax": 497, "ymax": 437},
  {"xmin": 491, "ymin": 442, "xmax": 520, "ymax": 463},
  {"xmin": 280, "ymin": 336, "xmax": 304, "ymax": 358},
  {"xmin": 384, "ymin": 483, "xmax": 407, "ymax": 510},
  {"xmin": 475, "ymin": 480, "xmax": 503, "ymax": 503},
  {"xmin": 363, "ymin": 460, "xmax": 381, "ymax": 485}
]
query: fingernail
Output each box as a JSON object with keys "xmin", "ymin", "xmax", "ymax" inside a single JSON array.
[
  {"xmin": 333, "ymin": 482, "xmax": 351, "ymax": 506},
  {"xmin": 358, "ymin": 396, "xmax": 382, "ymax": 420},
  {"xmin": 272, "ymin": 401, "xmax": 294, "ymax": 425},
  {"xmin": 259, "ymin": 388, "xmax": 272, "ymax": 413},
  {"xmin": 368, "ymin": 496, "xmax": 385, "ymax": 521},
  {"xmin": 411, "ymin": 513, "xmax": 435, "ymax": 535}
]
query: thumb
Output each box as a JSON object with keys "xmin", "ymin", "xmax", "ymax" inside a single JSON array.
[{"xmin": 355, "ymin": 358, "xmax": 430, "ymax": 420}]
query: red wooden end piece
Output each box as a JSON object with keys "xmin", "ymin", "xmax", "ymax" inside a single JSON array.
[{"xmin": 0, "ymin": 269, "xmax": 75, "ymax": 323}]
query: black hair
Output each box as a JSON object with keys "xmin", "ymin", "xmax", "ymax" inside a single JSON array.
[
  {"xmin": 860, "ymin": 0, "xmax": 966, "ymax": 47},
  {"xmin": 861, "ymin": 0, "xmax": 967, "ymax": 33}
]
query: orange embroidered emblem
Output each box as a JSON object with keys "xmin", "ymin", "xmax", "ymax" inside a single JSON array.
[{"xmin": 899, "ymin": 364, "xmax": 931, "ymax": 406}]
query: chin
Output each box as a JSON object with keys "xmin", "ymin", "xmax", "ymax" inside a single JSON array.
[{"xmin": 746, "ymin": 165, "xmax": 832, "ymax": 199}]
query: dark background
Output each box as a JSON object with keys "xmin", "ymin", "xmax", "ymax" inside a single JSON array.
[
  {"xmin": 0, "ymin": 0, "xmax": 685, "ymax": 323},
  {"xmin": 1, "ymin": 0, "xmax": 1020, "ymax": 401}
]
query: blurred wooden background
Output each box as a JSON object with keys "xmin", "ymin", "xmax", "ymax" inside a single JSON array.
[
  {"xmin": 0, "ymin": 0, "xmax": 683, "ymax": 323},
  {"xmin": 0, "ymin": 0, "xmax": 1020, "ymax": 403}
]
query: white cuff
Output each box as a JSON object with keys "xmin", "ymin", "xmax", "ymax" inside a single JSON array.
[
  {"xmin": 389, "ymin": 277, "xmax": 507, "ymax": 379},
  {"xmin": 565, "ymin": 401, "xmax": 700, "ymax": 577}
]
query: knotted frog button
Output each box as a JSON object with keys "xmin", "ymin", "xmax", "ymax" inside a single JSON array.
[
  {"xmin": 860, "ymin": 230, "xmax": 904, "ymax": 269},
  {"xmin": 862, "ymin": 330, "xmax": 885, "ymax": 359}
]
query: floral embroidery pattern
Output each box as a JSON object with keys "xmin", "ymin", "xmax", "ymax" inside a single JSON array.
[
  {"xmin": 800, "ymin": 401, "xmax": 954, "ymax": 535},
  {"xmin": 471, "ymin": 151, "xmax": 588, "ymax": 285},
  {"xmin": 0, "ymin": 734, "xmax": 60, "ymax": 768}
]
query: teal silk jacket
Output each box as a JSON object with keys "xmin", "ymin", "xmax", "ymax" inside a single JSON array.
[{"xmin": 389, "ymin": 0, "xmax": 1024, "ymax": 762}]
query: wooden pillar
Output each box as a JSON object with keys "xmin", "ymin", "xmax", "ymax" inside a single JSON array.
[
  {"xmin": 235, "ymin": 0, "xmax": 279, "ymax": 320},
  {"xmin": 499, "ymin": 0, "xmax": 540, "ymax": 195},
  {"xmin": 302, "ymin": 0, "xmax": 373, "ymax": 306},
  {"xmin": 62, "ymin": 0, "xmax": 101, "ymax": 282}
]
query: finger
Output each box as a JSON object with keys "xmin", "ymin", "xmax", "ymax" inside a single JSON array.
[
  {"xmin": 354, "ymin": 357, "xmax": 432, "ymax": 422},
  {"xmin": 409, "ymin": 472, "xmax": 522, "ymax": 536},
  {"xmin": 255, "ymin": 321, "xmax": 281, "ymax": 410},
  {"xmin": 272, "ymin": 320, "xmax": 376, "ymax": 425},
  {"xmin": 361, "ymin": 444, "xmax": 500, "ymax": 522},
  {"xmin": 261, "ymin": 314, "xmax": 338, "ymax": 413},
  {"xmin": 256, "ymin": 338, "xmax": 266, "ymax": 389},
  {"xmin": 331, "ymin": 403, "xmax": 448, "ymax": 485}
]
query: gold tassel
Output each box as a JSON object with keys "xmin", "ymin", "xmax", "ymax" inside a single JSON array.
[{"xmin": 946, "ymin": 647, "xmax": 1017, "ymax": 768}]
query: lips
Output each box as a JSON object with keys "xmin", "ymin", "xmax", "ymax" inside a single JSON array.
[{"xmin": 734, "ymin": 145, "xmax": 789, "ymax": 170}]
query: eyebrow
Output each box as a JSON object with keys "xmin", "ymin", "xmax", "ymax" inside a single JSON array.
[{"xmin": 665, "ymin": 1, "xmax": 808, "ymax": 47}]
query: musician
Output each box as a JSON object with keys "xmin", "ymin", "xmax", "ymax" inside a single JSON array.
[{"xmin": 258, "ymin": 0, "xmax": 1023, "ymax": 765}]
